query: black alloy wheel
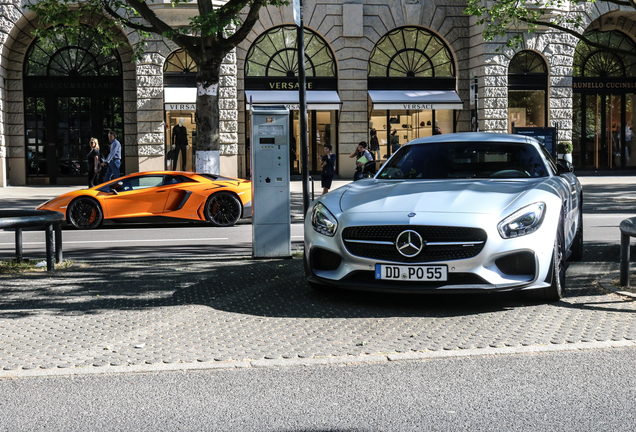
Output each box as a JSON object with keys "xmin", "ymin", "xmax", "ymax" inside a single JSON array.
[
  {"xmin": 529, "ymin": 219, "xmax": 566, "ymax": 303},
  {"xmin": 569, "ymin": 196, "xmax": 584, "ymax": 262},
  {"xmin": 67, "ymin": 197, "xmax": 103, "ymax": 229},
  {"xmin": 205, "ymin": 192, "xmax": 242, "ymax": 227}
]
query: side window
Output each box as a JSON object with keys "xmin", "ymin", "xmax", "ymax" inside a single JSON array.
[
  {"xmin": 540, "ymin": 146, "xmax": 557, "ymax": 175},
  {"xmin": 117, "ymin": 175, "xmax": 165, "ymax": 191},
  {"xmin": 163, "ymin": 175, "xmax": 196, "ymax": 185}
]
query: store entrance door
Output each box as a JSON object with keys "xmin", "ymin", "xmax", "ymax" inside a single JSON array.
[
  {"xmin": 576, "ymin": 93, "xmax": 623, "ymax": 170},
  {"xmin": 25, "ymin": 90, "xmax": 124, "ymax": 185},
  {"xmin": 289, "ymin": 110, "xmax": 337, "ymax": 176}
]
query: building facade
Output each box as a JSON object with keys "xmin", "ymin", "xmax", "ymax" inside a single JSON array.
[{"xmin": 1, "ymin": 0, "xmax": 635, "ymax": 187}]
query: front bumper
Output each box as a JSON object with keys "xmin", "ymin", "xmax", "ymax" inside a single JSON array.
[{"xmin": 304, "ymin": 210, "xmax": 557, "ymax": 293}]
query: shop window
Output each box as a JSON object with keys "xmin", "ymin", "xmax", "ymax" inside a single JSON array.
[{"xmin": 508, "ymin": 51, "xmax": 548, "ymax": 132}]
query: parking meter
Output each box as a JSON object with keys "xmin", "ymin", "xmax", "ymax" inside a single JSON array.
[{"xmin": 250, "ymin": 105, "xmax": 291, "ymax": 258}]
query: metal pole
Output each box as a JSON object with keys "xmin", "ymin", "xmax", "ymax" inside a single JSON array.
[
  {"xmin": 297, "ymin": 0, "xmax": 310, "ymax": 217},
  {"xmin": 45, "ymin": 224, "xmax": 54, "ymax": 271},
  {"xmin": 474, "ymin": 76, "xmax": 479, "ymax": 132},
  {"xmin": 621, "ymin": 233, "xmax": 630, "ymax": 287},
  {"xmin": 55, "ymin": 223, "xmax": 63, "ymax": 264},
  {"xmin": 15, "ymin": 228, "xmax": 22, "ymax": 263}
]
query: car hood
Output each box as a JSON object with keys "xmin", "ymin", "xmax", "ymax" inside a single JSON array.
[{"xmin": 338, "ymin": 179, "xmax": 540, "ymax": 215}]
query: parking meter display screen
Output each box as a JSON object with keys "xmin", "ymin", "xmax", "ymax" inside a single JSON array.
[{"xmin": 258, "ymin": 125, "xmax": 285, "ymax": 136}]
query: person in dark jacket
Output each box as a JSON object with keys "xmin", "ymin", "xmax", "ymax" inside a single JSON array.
[
  {"xmin": 87, "ymin": 138, "xmax": 101, "ymax": 187},
  {"xmin": 321, "ymin": 144, "xmax": 336, "ymax": 194}
]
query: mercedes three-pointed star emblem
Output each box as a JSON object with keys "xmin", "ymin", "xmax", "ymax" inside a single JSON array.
[{"xmin": 395, "ymin": 230, "xmax": 425, "ymax": 258}]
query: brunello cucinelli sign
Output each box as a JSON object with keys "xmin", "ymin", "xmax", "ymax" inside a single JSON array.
[
  {"xmin": 573, "ymin": 80, "xmax": 636, "ymax": 90},
  {"xmin": 24, "ymin": 81, "xmax": 120, "ymax": 91}
]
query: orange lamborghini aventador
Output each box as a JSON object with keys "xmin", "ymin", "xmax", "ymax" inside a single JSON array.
[{"xmin": 36, "ymin": 171, "xmax": 252, "ymax": 229}]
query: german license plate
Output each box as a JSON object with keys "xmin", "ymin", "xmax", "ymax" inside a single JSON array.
[{"xmin": 375, "ymin": 264, "xmax": 448, "ymax": 281}]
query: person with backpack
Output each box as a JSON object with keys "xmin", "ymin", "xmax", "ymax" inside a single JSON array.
[{"xmin": 349, "ymin": 141, "xmax": 374, "ymax": 181}]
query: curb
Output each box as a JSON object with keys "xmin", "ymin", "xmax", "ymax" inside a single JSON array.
[{"xmin": 2, "ymin": 340, "xmax": 635, "ymax": 380}]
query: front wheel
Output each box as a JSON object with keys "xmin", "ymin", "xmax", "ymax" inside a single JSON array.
[
  {"xmin": 569, "ymin": 206, "xmax": 584, "ymax": 262},
  {"xmin": 528, "ymin": 224, "xmax": 565, "ymax": 303},
  {"xmin": 67, "ymin": 197, "xmax": 103, "ymax": 229},
  {"xmin": 205, "ymin": 192, "xmax": 242, "ymax": 227}
]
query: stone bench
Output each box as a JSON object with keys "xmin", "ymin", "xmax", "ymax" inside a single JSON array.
[
  {"xmin": 620, "ymin": 217, "xmax": 636, "ymax": 286},
  {"xmin": 0, "ymin": 210, "xmax": 65, "ymax": 271}
]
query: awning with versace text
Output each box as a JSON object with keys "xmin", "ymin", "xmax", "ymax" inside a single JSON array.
[
  {"xmin": 245, "ymin": 90, "xmax": 342, "ymax": 111},
  {"xmin": 368, "ymin": 90, "xmax": 464, "ymax": 110}
]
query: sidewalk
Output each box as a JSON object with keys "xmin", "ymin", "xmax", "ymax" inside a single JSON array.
[{"xmin": 1, "ymin": 176, "xmax": 636, "ymax": 377}]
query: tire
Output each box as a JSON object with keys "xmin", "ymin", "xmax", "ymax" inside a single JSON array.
[
  {"xmin": 569, "ymin": 204, "xmax": 584, "ymax": 262},
  {"xmin": 205, "ymin": 192, "xmax": 242, "ymax": 227},
  {"xmin": 67, "ymin": 197, "xmax": 103, "ymax": 230},
  {"xmin": 528, "ymin": 222, "xmax": 565, "ymax": 302}
]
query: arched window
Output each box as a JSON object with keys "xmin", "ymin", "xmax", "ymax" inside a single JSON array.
[
  {"xmin": 368, "ymin": 27, "xmax": 455, "ymax": 79},
  {"xmin": 573, "ymin": 30, "xmax": 636, "ymax": 77},
  {"xmin": 509, "ymin": 51, "xmax": 548, "ymax": 75},
  {"xmin": 23, "ymin": 25, "xmax": 124, "ymax": 184},
  {"xmin": 508, "ymin": 51, "xmax": 548, "ymax": 132},
  {"xmin": 164, "ymin": 48, "xmax": 198, "ymax": 73},
  {"xmin": 24, "ymin": 25, "xmax": 121, "ymax": 77},
  {"xmin": 245, "ymin": 25, "xmax": 336, "ymax": 78}
]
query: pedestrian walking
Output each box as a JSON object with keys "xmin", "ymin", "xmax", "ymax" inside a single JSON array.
[
  {"xmin": 102, "ymin": 130, "xmax": 122, "ymax": 181},
  {"xmin": 320, "ymin": 144, "xmax": 336, "ymax": 195},
  {"xmin": 87, "ymin": 137, "xmax": 101, "ymax": 188},
  {"xmin": 349, "ymin": 141, "xmax": 374, "ymax": 181}
]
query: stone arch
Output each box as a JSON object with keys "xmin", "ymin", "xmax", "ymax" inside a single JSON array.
[{"xmin": 1, "ymin": 9, "xmax": 136, "ymax": 185}]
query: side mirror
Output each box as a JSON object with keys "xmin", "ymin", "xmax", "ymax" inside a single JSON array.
[
  {"xmin": 556, "ymin": 159, "xmax": 574, "ymax": 174},
  {"xmin": 109, "ymin": 181, "xmax": 123, "ymax": 195}
]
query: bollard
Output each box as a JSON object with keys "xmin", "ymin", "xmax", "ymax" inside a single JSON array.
[
  {"xmin": 45, "ymin": 224, "xmax": 54, "ymax": 271},
  {"xmin": 55, "ymin": 223, "xmax": 63, "ymax": 263},
  {"xmin": 620, "ymin": 231, "xmax": 631, "ymax": 287},
  {"xmin": 15, "ymin": 228, "xmax": 23, "ymax": 263},
  {"xmin": 619, "ymin": 217, "xmax": 636, "ymax": 287}
]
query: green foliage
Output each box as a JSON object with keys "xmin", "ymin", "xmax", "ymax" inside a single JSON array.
[
  {"xmin": 461, "ymin": 0, "xmax": 636, "ymax": 55},
  {"xmin": 557, "ymin": 141, "xmax": 573, "ymax": 154},
  {"xmin": 26, "ymin": 0, "xmax": 290, "ymax": 62}
]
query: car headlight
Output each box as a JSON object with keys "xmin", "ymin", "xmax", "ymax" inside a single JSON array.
[
  {"xmin": 311, "ymin": 202, "xmax": 338, "ymax": 237},
  {"xmin": 498, "ymin": 202, "xmax": 546, "ymax": 239}
]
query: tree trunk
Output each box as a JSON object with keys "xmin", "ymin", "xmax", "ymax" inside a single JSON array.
[{"xmin": 194, "ymin": 59, "xmax": 222, "ymax": 175}]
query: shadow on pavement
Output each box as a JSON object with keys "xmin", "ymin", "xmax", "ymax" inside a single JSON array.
[{"xmin": 0, "ymin": 241, "xmax": 622, "ymax": 320}]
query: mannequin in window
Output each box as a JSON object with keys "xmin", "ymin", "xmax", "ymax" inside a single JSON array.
[{"xmin": 172, "ymin": 117, "xmax": 189, "ymax": 171}]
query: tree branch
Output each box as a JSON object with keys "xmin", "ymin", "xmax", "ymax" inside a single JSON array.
[
  {"xmin": 104, "ymin": 0, "xmax": 196, "ymax": 49},
  {"xmin": 521, "ymin": 17, "xmax": 636, "ymax": 58},
  {"xmin": 225, "ymin": 0, "xmax": 266, "ymax": 49}
]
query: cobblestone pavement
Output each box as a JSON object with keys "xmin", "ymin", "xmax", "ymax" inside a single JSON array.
[
  {"xmin": 2, "ymin": 176, "xmax": 636, "ymax": 376},
  {"xmin": 1, "ymin": 244, "xmax": 635, "ymax": 375}
]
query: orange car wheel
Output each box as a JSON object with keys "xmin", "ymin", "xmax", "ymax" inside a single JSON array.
[
  {"xmin": 67, "ymin": 197, "xmax": 103, "ymax": 230},
  {"xmin": 205, "ymin": 192, "xmax": 242, "ymax": 227}
]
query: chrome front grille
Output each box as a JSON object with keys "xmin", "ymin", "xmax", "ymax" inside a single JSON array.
[{"xmin": 342, "ymin": 225, "xmax": 487, "ymax": 263}]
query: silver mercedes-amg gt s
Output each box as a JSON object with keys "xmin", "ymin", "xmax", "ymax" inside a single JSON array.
[{"xmin": 304, "ymin": 133, "xmax": 583, "ymax": 302}]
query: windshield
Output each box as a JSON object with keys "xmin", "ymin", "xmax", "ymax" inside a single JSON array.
[{"xmin": 376, "ymin": 141, "xmax": 549, "ymax": 180}]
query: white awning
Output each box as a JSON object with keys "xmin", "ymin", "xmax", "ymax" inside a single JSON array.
[
  {"xmin": 164, "ymin": 88, "xmax": 197, "ymax": 108},
  {"xmin": 368, "ymin": 90, "xmax": 463, "ymax": 110},
  {"xmin": 245, "ymin": 90, "xmax": 342, "ymax": 110}
]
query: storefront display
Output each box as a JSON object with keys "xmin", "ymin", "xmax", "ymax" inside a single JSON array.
[
  {"xmin": 572, "ymin": 30, "xmax": 636, "ymax": 170},
  {"xmin": 244, "ymin": 25, "xmax": 340, "ymax": 176}
]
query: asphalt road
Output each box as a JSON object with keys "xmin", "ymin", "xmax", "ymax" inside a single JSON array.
[
  {"xmin": 1, "ymin": 347, "xmax": 635, "ymax": 431},
  {"xmin": 2, "ymin": 176, "xmax": 636, "ymax": 261}
]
